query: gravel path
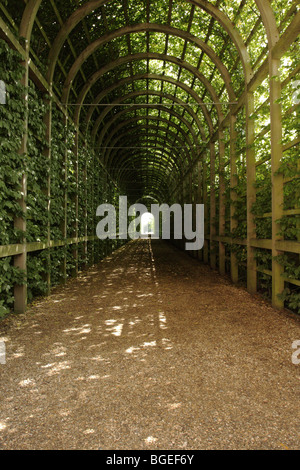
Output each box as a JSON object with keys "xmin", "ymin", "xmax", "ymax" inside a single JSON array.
[{"xmin": 0, "ymin": 239, "xmax": 299, "ymax": 450}]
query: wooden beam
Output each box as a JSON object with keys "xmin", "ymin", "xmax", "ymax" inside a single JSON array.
[
  {"xmin": 230, "ymin": 114, "xmax": 239, "ymax": 283},
  {"xmin": 270, "ymin": 54, "xmax": 285, "ymax": 308},
  {"xmin": 13, "ymin": 38, "xmax": 29, "ymax": 315},
  {"xmin": 246, "ymin": 92, "xmax": 257, "ymax": 294},
  {"xmin": 210, "ymin": 142, "xmax": 216, "ymax": 270},
  {"xmin": 218, "ymin": 130, "xmax": 226, "ymax": 275}
]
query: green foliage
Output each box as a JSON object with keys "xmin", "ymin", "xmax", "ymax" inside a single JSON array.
[
  {"xmin": 278, "ymin": 288, "xmax": 300, "ymax": 314},
  {"xmin": 257, "ymin": 272, "xmax": 272, "ymax": 300},
  {"xmin": 0, "ymin": 40, "xmax": 26, "ymax": 246},
  {"xmin": 26, "ymin": 80, "xmax": 49, "ymax": 243},
  {"xmin": 0, "ymin": 257, "xmax": 25, "ymax": 318},
  {"xmin": 27, "ymin": 252, "xmax": 49, "ymax": 301},
  {"xmin": 255, "ymin": 249, "xmax": 272, "ymax": 271},
  {"xmin": 274, "ymin": 254, "xmax": 300, "ymax": 281},
  {"xmin": 277, "ymin": 216, "xmax": 299, "ymax": 240}
]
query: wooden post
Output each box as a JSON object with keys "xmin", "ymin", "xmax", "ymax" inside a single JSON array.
[
  {"xmin": 44, "ymin": 95, "xmax": 52, "ymax": 295},
  {"xmin": 270, "ymin": 55, "xmax": 284, "ymax": 308},
  {"xmin": 197, "ymin": 159, "xmax": 203, "ymax": 261},
  {"xmin": 210, "ymin": 142, "xmax": 216, "ymax": 270},
  {"xmin": 14, "ymin": 39, "xmax": 29, "ymax": 314},
  {"xmin": 61, "ymin": 114, "xmax": 68, "ymax": 283},
  {"xmin": 218, "ymin": 131, "xmax": 226, "ymax": 276},
  {"xmin": 91, "ymin": 148, "xmax": 95, "ymax": 265},
  {"xmin": 246, "ymin": 93, "xmax": 257, "ymax": 294},
  {"xmin": 203, "ymin": 156, "xmax": 209, "ymax": 264},
  {"xmin": 72, "ymin": 132, "xmax": 79, "ymax": 275},
  {"xmin": 230, "ymin": 114, "xmax": 239, "ymax": 283},
  {"xmin": 84, "ymin": 150, "xmax": 88, "ymax": 268}
]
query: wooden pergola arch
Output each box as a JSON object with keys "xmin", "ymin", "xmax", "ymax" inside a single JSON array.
[
  {"xmin": 45, "ymin": 0, "xmax": 253, "ymax": 85},
  {"xmin": 113, "ymin": 152, "xmax": 178, "ymax": 199},
  {"xmin": 104, "ymin": 124, "xmax": 193, "ymax": 173},
  {"xmin": 113, "ymin": 145, "xmax": 182, "ymax": 183},
  {"xmin": 71, "ymin": 52, "xmax": 225, "ymax": 129},
  {"xmin": 61, "ymin": 23, "xmax": 236, "ymax": 104},
  {"xmin": 0, "ymin": 0, "xmax": 297, "ymax": 315},
  {"xmin": 97, "ymin": 104, "xmax": 200, "ymax": 165},
  {"xmin": 105, "ymin": 133, "xmax": 187, "ymax": 180},
  {"xmin": 84, "ymin": 73, "xmax": 214, "ymax": 136},
  {"xmin": 91, "ymin": 88, "xmax": 206, "ymax": 145}
]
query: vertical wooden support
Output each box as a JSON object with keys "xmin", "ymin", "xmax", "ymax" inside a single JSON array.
[
  {"xmin": 91, "ymin": 149, "xmax": 95, "ymax": 265},
  {"xmin": 203, "ymin": 157, "xmax": 209, "ymax": 264},
  {"xmin": 189, "ymin": 171, "xmax": 193, "ymax": 204},
  {"xmin": 14, "ymin": 39, "xmax": 29, "ymax": 314},
  {"xmin": 210, "ymin": 142, "xmax": 216, "ymax": 270},
  {"xmin": 84, "ymin": 150, "xmax": 88, "ymax": 268},
  {"xmin": 270, "ymin": 55, "xmax": 284, "ymax": 308},
  {"xmin": 44, "ymin": 95, "xmax": 52, "ymax": 295},
  {"xmin": 218, "ymin": 131, "xmax": 226, "ymax": 276},
  {"xmin": 103, "ymin": 171, "xmax": 108, "ymax": 258},
  {"xmin": 179, "ymin": 178, "xmax": 185, "ymax": 251},
  {"xmin": 61, "ymin": 114, "xmax": 68, "ymax": 283},
  {"xmin": 246, "ymin": 93, "xmax": 257, "ymax": 294},
  {"xmin": 72, "ymin": 132, "xmax": 79, "ymax": 275},
  {"xmin": 297, "ymin": 158, "xmax": 300, "ymax": 268},
  {"xmin": 230, "ymin": 114, "xmax": 239, "ymax": 283},
  {"xmin": 197, "ymin": 159, "xmax": 203, "ymax": 261},
  {"xmin": 188, "ymin": 171, "xmax": 194, "ymax": 257}
]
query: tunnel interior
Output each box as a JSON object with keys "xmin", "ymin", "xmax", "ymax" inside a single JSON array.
[{"xmin": 0, "ymin": 0, "xmax": 299, "ymax": 317}]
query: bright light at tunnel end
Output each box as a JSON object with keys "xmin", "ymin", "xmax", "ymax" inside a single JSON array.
[{"xmin": 96, "ymin": 196, "xmax": 204, "ymax": 251}]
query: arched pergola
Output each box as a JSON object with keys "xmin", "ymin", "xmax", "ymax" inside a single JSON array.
[{"xmin": 0, "ymin": 0, "xmax": 298, "ymax": 316}]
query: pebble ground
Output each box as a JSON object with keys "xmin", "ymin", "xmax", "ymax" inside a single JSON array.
[{"xmin": 0, "ymin": 240, "xmax": 299, "ymax": 450}]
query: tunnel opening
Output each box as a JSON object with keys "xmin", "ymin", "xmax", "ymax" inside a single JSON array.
[{"xmin": 141, "ymin": 213, "xmax": 156, "ymax": 237}]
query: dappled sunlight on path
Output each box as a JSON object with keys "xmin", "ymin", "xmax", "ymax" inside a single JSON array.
[{"xmin": 0, "ymin": 240, "xmax": 299, "ymax": 450}]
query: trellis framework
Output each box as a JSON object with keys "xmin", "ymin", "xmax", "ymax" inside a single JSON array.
[{"xmin": 0, "ymin": 0, "xmax": 299, "ymax": 315}]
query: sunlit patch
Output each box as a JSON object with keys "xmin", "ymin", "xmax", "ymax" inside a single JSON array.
[
  {"xmin": 19, "ymin": 378, "xmax": 35, "ymax": 387},
  {"xmin": 63, "ymin": 324, "xmax": 91, "ymax": 334},
  {"xmin": 105, "ymin": 319, "xmax": 124, "ymax": 337},
  {"xmin": 90, "ymin": 355, "xmax": 106, "ymax": 362},
  {"xmin": 12, "ymin": 346, "xmax": 25, "ymax": 359},
  {"xmin": 145, "ymin": 436, "xmax": 157, "ymax": 444},
  {"xmin": 167, "ymin": 403, "xmax": 182, "ymax": 410},
  {"xmin": 159, "ymin": 312, "xmax": 167, "ymax": 329},
  {"xmin": 55, "ymin": 352, "xmax": 66, "ymax": 357},
  {"xmin": 129, "ymin": 317, "xmax": 142, "ymax": 326},
  {"xmin": 162, "ymin": 338, "xmax": 172, "ymax": 350},
  {"xmin": 125, "ymin": 346, "xmax": 140, "ymax": 354},
  {"xmin": 41, "ymin": 363, "xmax": 55, "ymax": 369},
  {"xmin": 45, "ymin": 361, "xmax": 71, "ymax": 375},
  {"xmin": 74, "ymin": 376, "xmax": 85, "ymax": 382},
  {"xmin": 142, "ymin": 341, "xmax": 156, "ymax": 348},
  {"xmin": 81, "ymin": 328, "xmax": 91, "ymax": 334},
  {"xmin": 0, "ymin": 422, "xmax": 7, "ymax": 431},
  {"xmin": 83, "ymin": 429, "xmax": 95, "ymax": 435},
  {"xmin": 112, "ymin": 324, "xmax": 123, "ymax": 336}
]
